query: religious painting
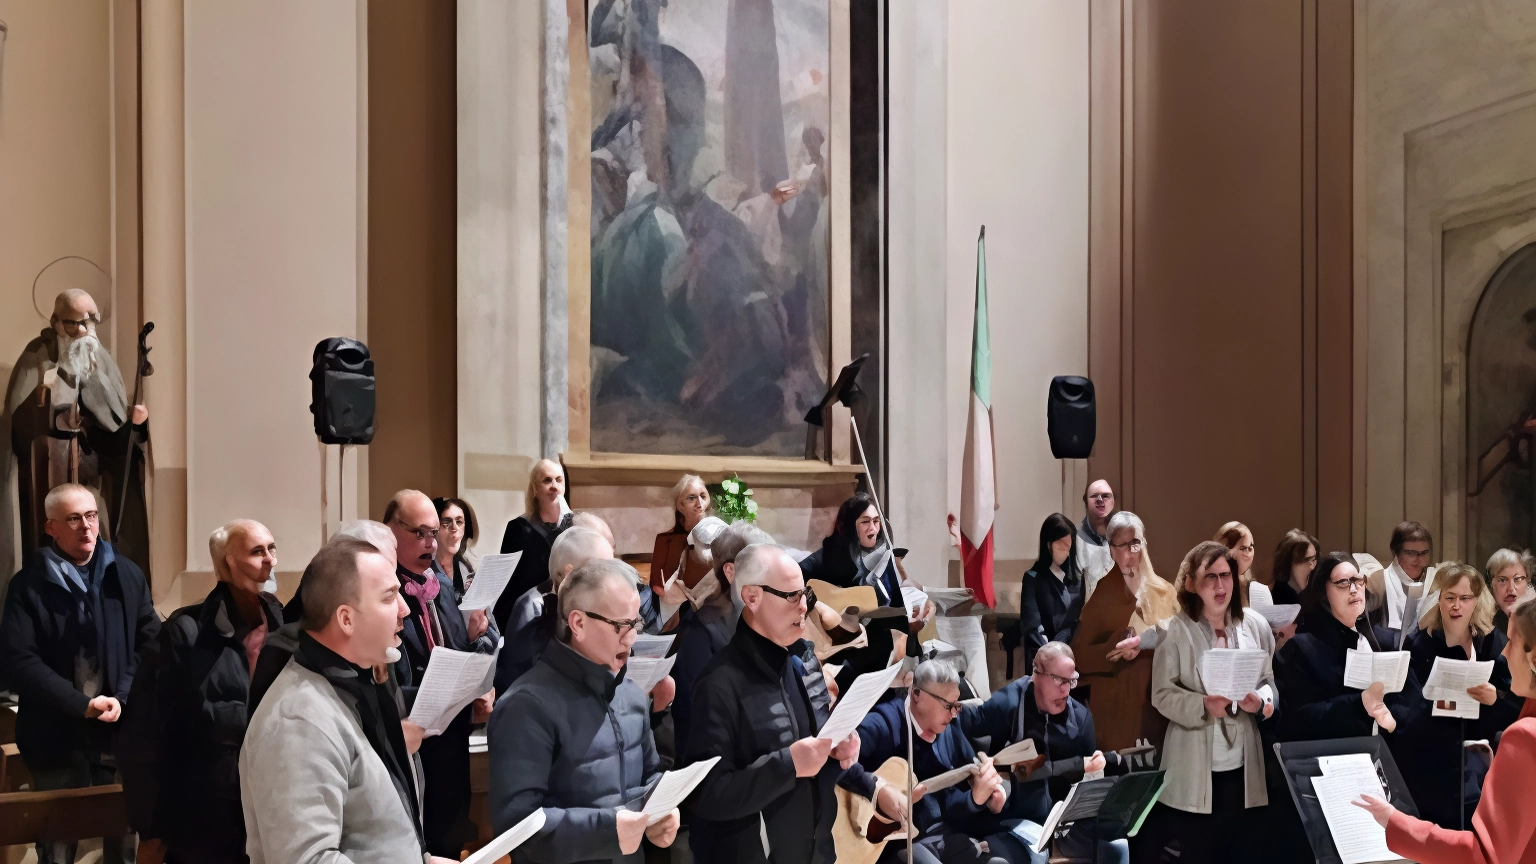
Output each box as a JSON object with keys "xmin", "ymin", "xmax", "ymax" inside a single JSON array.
[
  {"xmin": 1467, "ymin": 242, "xmax": 1536, "ymax": 565},
  {"xmin": 587, "ymin": 0, "xmax": 832, "ymax": 457}
]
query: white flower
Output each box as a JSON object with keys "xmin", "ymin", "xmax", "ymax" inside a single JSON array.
[
  {"xmin": 744, "ymin": 488, "xmax": 753, "ymax": 496},
  {"xmin": 722, "ymin": 478, "xmax": 738, "ymax": 494},
  {"xmin": 746, "ymin": 499, "xmax": 759, "ymax": 515}
]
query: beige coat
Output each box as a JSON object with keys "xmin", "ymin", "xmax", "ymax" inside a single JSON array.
[{"xmin": 1151, "ymin": 611, "xmax": 1276, "ymax": 814}]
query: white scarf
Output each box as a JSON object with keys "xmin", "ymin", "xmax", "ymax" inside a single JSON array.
[{"xmin": 1382, "ymin": 560, "xmax": 1434, "ymax": 632}]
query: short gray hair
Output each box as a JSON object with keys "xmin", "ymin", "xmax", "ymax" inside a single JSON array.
[
  {"xmin": 1106, "ymin": 510, "xmax": 1145, "ymax": 544},
  {"xmin": 712, "ymin": 523, "xmax": 775, "ymax": 580},
  {"xmin": 558, "ymin": 558, "xmax": 640, "ymax": 639},
  {"xmin": 43, "ymin": 483, "xmax": 95, "ymax": 519},
  {"xmin": 1486, "ymin": 547, "xmax": 1530, "ymax": 581},
  {"xmin": 571, "ymin": 511, "xmax": 614, "ymax": 546},
  {"xmin": 914, "ymin": 658, "xmax": 960, "ymax": 690},
  {"xmin": 549, "ymin": 526, "xmax": 612, "ymax": 584},
  {"xmin": 731, "ymin": 543, "xmax": 794, "ymax": 608},
  {"xmin": 1033, "ymin": 641, "xmax": 1075, "ymax": 673},
  {"xmin": 209, "ymin": 519, "xmax": 269, "ymax": 582},
  {"xmin": 334, "ymin": 519, "xmax": 396, "ymax": 558}
]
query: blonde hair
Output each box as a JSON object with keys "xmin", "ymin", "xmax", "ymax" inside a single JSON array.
[
  {"xmin": 670, "ymin": 473, "xmax": 709, "ymax": 530},
  {"xmin": 209, "ymin": 519, "xmax": 269, "ymax": 583},
  {"xmin": 1418, "ymin": 562, "xmax": 1497, "ymax": 637},
  {"xmin": 526, "ymin": 459, "xmax": 566, "ymax": 517}
]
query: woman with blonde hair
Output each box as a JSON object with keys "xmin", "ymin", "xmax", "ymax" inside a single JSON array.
[
  {"xmin": 1400, "ymin": 562, "xmax": 1522, "ymax": 829},
  {"xmin": 121, "ymin": 520, "xmax": 283, "ymax": 863},
  {"xmin": 495, "ymin": 459, "xmax": 573, "ymax": 629},
  {"xmin": 1070, "ymin": 510, "xmax": 1178, "ymax": 750},
  {"xmin": 649, "ymin": 474, "xmax": 714, "ymax": 592}
]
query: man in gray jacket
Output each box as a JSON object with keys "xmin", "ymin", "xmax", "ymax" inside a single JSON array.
[
  {"xmin": 240, "ymin": 536, "xmax": 457, "ymax": 864},
  {"xmin": 488, "ymin": 558, "xmax": 681, "ymax": 863}
]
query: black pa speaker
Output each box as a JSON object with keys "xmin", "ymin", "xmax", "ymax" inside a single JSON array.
[
  {"xmin": 309, "ymin": 337, "xmax": 376, "ymax": 445},
  {"xmin": 1048, "ymin": 376, "xmax": 1096, "ymax": 459}
]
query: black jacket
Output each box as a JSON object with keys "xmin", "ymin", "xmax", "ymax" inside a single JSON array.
[
  {"xmin": 1399, "ymin": 627, "xmax": 1521, "ymax": 829},
  {"xmin": 0, "ymin": 541, "xmax": 160, "ymax": 768},
  {"xmin": 496, "ymin": 514, "xmax": 571, "ymax": 630},
  {"xmin": 684, "ymin": 619, "xmax": 838, "ymax": 864},
  {"xmin": 960, "ymin": 674, "xmax": 1117, "ymax": 824},
  {"xmin": 119, "ymin": 583, "xmax": 283, "ymax": 862},
  {"xmin": 394, "ymin": 563, "xmax": 499, "ymax": 857},
  {"xmin": 1018, "ymin": 565, "xmax": 1085, "ymax": 672},
  {"xmin": 1274, "ymin": 611, "xmax": 1424, "ymax": 743}
]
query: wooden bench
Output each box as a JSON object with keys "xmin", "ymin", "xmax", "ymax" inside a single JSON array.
[
  {"xmin": 0, "ymin": 783, "xmax": 130, "ymax": 848},
  {"xmin": 0, "ymin": 744, "xmax": 30, "ymax": 793}
]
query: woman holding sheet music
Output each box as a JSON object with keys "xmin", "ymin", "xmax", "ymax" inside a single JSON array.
[
  {"xmin": 1135, "ymin": 542, "xmax": 1275, "ymax": 864},
  {"xmin": 1355, "ymin": 598, "xmax": 1536, "ymax": 863},
  {"xmin": 1399, "ymin": 563, "xmax": 1521, "ymax": 830}
]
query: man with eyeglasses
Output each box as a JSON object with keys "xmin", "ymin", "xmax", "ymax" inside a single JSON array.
[
  {"xmin": 685, "ymin": 543, "xmax": 859, "ymax": 863},
  {"xmin": 838, "ymin": 658, "xmax": 1022, "ymax": 864},
  {"xmin": 0, "ymin": 482, "xmax": 159, "ymax": 864},
  {"xmin": 488, "ymin": 558, "xmax": 681, "ymax": 863},
  {"xmin": 384, "ymin": 489, "xmax": 499, "ymax": 859},
  {"xmin": 961, "ymin": 642, "xmax": 1131, "ymax": 864},
  {"xmin": 1376, "ymin": 521, "xmax": 1436, "ymax": 643}
]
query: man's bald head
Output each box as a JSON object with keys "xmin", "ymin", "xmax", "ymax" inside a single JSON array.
[
  {"xmin": 383, "ymin": 489, "xmax": 439, "ymax": 574},
  {"xmin": 52, "ymin": 289, "xmax": 99, "ymax": 340}
]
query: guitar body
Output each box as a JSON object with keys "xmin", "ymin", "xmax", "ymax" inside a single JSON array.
[{"xmin": 832, "ymin": 756, "xmax": 915, "ymax": 864}]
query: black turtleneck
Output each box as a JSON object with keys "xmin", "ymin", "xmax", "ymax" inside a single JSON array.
[
  {"xmin": 738, "ymin": 620, "xmax": 814, "ymax": 738},
  {"xmin": 292, "ymin": 632, "xmax": 424, "ymax": 852}
]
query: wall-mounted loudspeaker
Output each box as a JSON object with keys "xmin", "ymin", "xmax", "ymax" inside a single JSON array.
[
  {"xmin": 310, "ymin": 337, "xmax": 375, "ymax": 445},
  {"xmin": 1047, "ymin": 376, "xmax": 1095, "ymax": 459}
]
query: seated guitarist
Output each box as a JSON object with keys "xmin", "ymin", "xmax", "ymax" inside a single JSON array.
[
  {"xmin": 959, "ymin": 641, "xmax": 1133, "ymax": 864},
  {"xmin": 838, "ymin": 660, "xmax": 1023, "ymax": 864}
]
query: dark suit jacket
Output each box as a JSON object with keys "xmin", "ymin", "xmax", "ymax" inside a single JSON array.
[
  {"xmin": 1275, "ymin": 612, "xmax": 1424, "ymax": 745},
  {"xmin": 496, "ymin": 514, "xmax": 570, "ymax": 630},
  {"xmin": 1018, "ymin": 564, "xmax": 1085, "ymax": 671}
]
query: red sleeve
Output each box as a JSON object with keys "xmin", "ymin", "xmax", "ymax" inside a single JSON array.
[{"xmin": 1386, "ymin": 719, "xmax": 1536, "ymax": 864}]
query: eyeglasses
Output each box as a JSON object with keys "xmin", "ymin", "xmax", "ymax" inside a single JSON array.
[
  {"xmin": 1298, "ymin": 555, "xmax": 1319, "ymax": 566},
  {"xmin": 60, "ymin": 512, "xmax": 99, "ymax": 528},
  {"xmin": 1493, "ymin": 575, "xmax": 1529, "ymax": 589},
  {"xmin": 397, "ymin": 523, "xmax": 439, "ymax": 542},
  {"xmin": 57, "ymin": 315, "xmax": 99, "ymax": 330},
  {"xmin": 916, "ymin": 687, "xmax": 962, "ymax": 715},
  {"xmin": 1442, "ymin": 594, "xmax": 1477, "ymax": 606},
  {"xmin": 580, "ymin": 610, "xmax": 645, "ymax": 636},
  {"xmin": 1329, "ymin": 576, "xmax": 1367, "ymax": 592},
  {"xmin": 1034, "ymin": 669, "xmax": 1080, "ymax": 690},
  {"xmin": 758, "ymin": 584, "xmax": 817, "ymax": 608},
  {"xmin": 1203, "ymin": 571, "xmax": 1234, "ymax": 585},
  {"xmin": 1235, "ymin": 544, "xmax": 1255, "ymax": 555},
  {"xmin": 439, "ymin": 516, "xmax": 465, "ymax": 530},
  {"xmin": 1109, "ymin": 540, "xmax": 1143, "ymax": 553},
  {"xmin": 1399, "ymin": 549, "xmax": 1432, "ymax": 560},
  {"xmin": 1087, "ymin": 493, "xmax": 1113, "ymax": 502}
]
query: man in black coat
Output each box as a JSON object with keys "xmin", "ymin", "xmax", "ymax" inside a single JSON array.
[
  {"xmin": 387, "ymin": 490, "xmax": 499, "ymax": 858},
  {"xmin": 685, "ymin": 543, "xmax": 860, "ymax": 864},
  {"xmin": 0, "ymin": 483, "xmax": 159, "ymax": 864}
]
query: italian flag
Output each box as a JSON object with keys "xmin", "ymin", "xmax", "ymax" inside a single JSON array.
[{"xmin": 960, "ymin": 226, "xmax": 997, "ymax": 610}]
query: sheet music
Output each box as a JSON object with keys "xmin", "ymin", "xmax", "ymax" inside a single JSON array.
[
  {"xmin": 461, "ymin": 808, "xmax": 545, "ymax": 864},
  {"xmin": 901, "ymin": 586, "xmax": 929, "ymax": 617},
  {"xmin": 458, "ymin": 551, "xmax": 523, "ymax": 611},
  {"xmin": 408, "ymin": 647, "xmax": 498, "ymax": 736},
  {"xmin": 816, "ymin": 661, "xmax": 904, "ymax": 741},
  {"xmin": 1198, "ymin": 648, "xmax": 1269, "ymax": 701},
  {"xmin": 631, "ymin": 634, "xmax": 675, "ymax": 659},
  {"xmin": 627, "ymin": 655, "xmax": 676, "ymax": 695},
  {"xmin": 918, "ymin": 761, "xmax": 977, "ymax": 794},
  {"xmin": 1033, "ymin": 785, "xmax": 1077, "ymax": 853},
  {"xmin": 642, "ymin": 756, "xmax": 721, "ymax": 825},
  {"xmin": 1310, "ymin": 767, "xmax": 1401, "ymax": 864},
  {"xmin": 1343, "ymin": 649, "xmax": 1410, "ymax": 694},
  {"xmin": 1317, "ymin": 753, "xmax": 1375, "ymax": 776},
  {"xmin": 1423, "ymin": 657, "xmax": 1494, "ymax": 700},
  {"xmin": 1247, "ymin": 583, "xmax": 1301, "ymax": 629},
  {"xmin": 990, "ymin": 737, "xmax": 1039, "ymax": 766}
]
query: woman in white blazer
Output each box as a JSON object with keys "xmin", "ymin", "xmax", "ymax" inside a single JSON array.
[{"xmin": 1134, "ymin": 541, "xmax": 1276, "ymax": 864}]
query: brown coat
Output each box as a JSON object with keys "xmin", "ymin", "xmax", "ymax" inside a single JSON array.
[
  {"xmin": 649, "ymin": 529, "xmax": 711, "ymax": 592},
  {"xmin": 1069, "ymin": 566, "xmax": 1178, "ymax": 750}
]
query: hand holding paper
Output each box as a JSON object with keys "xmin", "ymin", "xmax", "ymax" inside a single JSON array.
[
  {"xmin": 459, "ymin": 551, "xmax": 522, "ymax": 612},
  {"xmin": 460, "ymin": 808, "xmax": 544, "ymax": 864},
  {"xmin": 642, "ymin": 756, "xmax": 720, "ymax": 825},
  {"xmin": 817, "ymin": 661, "xmax": 904, "ymax": 742},
  {"xmin": 1198, "ymin": 648, "xmax": 1268, "ymax": 702},
  {"xmin": 1343, "ymin": 649, "xmax": 1410, "ymax": 694},
  {"xmin": 408, "ymin": 647, "xmax": 499, "ymax": 736}
]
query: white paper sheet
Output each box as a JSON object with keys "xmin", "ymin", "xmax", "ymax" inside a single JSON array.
[
  {"xmin": 1310, "ymin": 767, "xmax": 1401, "ymax": 864},
  {"xmin": 817, "ymin": 661, "xmax": 904, "ymax": 741},
  {"xmin": 1423, "ymin": 657, "xmax": 1494, "ymax": 700},
  {"xmin": 925, "ymin": 588, "xmax": 976, "ymax": 613},
  {"xmin": 458, "ymin": 551, "xmax": 523, "ymax": 612},
  {"xmin": 1033, "ymin": 785, "xmax": 1078, "ymax": 853},
  {"xmin": 408, "ymin": 646, "xmax": 498, "ymax": 736},
  {"xmin": 1317, "ymin": 753, "xmax": 1375, "ymax": 776},
  {"xmin": 627, "ymin": 655, "xmax": 676, "ymax": 695},
  {"xmin": 461, "ymin": 807, "xmax": 545, "ymax": 864},
  {"xmin": 1248, "ymin": 583, "xmax": 1302, "ymax": 629},
  {"xmin": 1198, "ymin": 648, "xmax": 1269, "ymax": 701},
  {"xmin": 631, "ymin": 634, "xmax": 675, "ymax": 659},
  {"xmin": 935, "ymin": 615, "xmax": 990, "ymax": 699},
  {"xmin": 901, "ymin": 586, "xmax": 929, "ymax": 618},
  {"xmin": 990, "ymin": 738, "xmax": 1040, "ymax": 766},
  {"xmin": 656, "ymin": 569, "xmax": 685, "ymax": 628},
  {"xmin": 1343, "ymin": 649, "xmax": 1410, "ymax": 694},
  {"xmin": 642, "ymin": 756, "xmax": 721, "ymax": 825}
]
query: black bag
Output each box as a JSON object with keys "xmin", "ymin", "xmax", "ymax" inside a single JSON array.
[{"xmin": 309, "ymin": 337, "xmax": 376, "ymax": 445}]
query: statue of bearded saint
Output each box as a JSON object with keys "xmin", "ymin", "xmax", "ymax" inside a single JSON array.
[{"xmin": 0, "ymin": 289, "xmax": 151, "ymax": 580}]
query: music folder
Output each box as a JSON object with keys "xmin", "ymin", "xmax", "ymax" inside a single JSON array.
[
  {"xmin": 1274, "ymin": 737, "xmax": 1419, "ymax": 864},
  {"xmin": 1038, "ymin": 769, "xmax": 1166, "ymax": 853}
]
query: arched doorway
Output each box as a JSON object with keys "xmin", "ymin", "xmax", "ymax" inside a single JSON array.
[{"xmin": 1467, "ymin": 241, "xmax": 1536, "ymax": 567}]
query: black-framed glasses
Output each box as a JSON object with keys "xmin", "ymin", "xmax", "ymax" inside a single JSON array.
[
  {"xmin": 1109, "ymin": 539, "xmax": 1143, "ymax": 553},
  {"xmin": 580, "ymin": 609, "xmax": 645, "ymax": 636},
  {"xmin": 57, "ymin": 315, "xmax": 99, "ymax": 330},
  {"xmin": 1399, "ymin": 549, "xmax": 1432, "ymax": 560},
  {"xmin": 60, "ymin": 511, "xmax": 99, "ymax": 528},
  {"xmin": 759, "ymin": 583, "xmax": 817, "ymax": 608},
  {"xmin": 1329, "ymin": 576, "xmax": 1367, "ymax": 592},
  {"xmin": 1034, "ymin": 669, "xmax": 1080, "ymax": 690},
  {"xmin": 916, "ymin": 687, "xmax": 962, "ymax": 715}
]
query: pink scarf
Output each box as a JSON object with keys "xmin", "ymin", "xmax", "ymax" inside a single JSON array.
[{"xmin": 401, "ymin": 572, "xmax": 441, "ymax": 652}]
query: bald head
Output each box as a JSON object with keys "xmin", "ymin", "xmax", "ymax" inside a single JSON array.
[
  {"xmin": 384, "ymin": 489, "xmax": 439, "ymax": 574},
  {"xmin": 51, "ymin": 289, "xmax": 99, "ymax": 340}
]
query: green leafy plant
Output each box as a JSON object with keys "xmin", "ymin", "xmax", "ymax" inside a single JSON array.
[{"xmin": 712, "ymin": 474, "xmax": 758, "ymax": 523}]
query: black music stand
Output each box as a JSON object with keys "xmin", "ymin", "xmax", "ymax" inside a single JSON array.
[{"xmin": 1273, "ymin": 737, "xmax": 1419, "ymax": 864}]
